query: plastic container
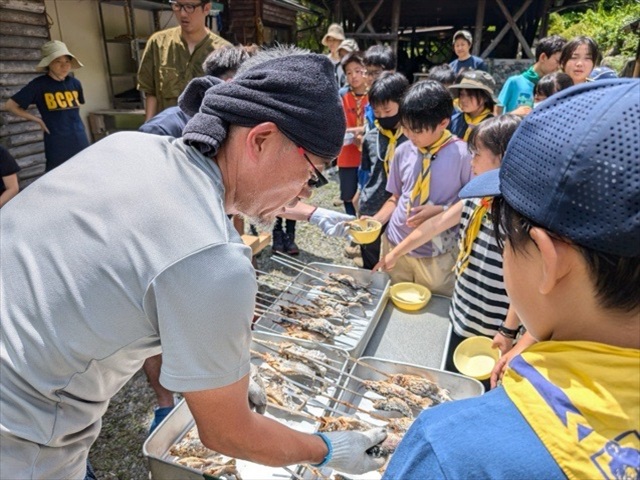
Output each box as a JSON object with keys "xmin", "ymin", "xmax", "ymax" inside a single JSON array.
[
  {"xmin": 348, "ymin": 219, "xmax": 382, "ymax": 244},
  {"xmin": 389, "ymin": 282, "xmax": 431, "ymax": 311},
  {"xmin": 453, "ymin": 336, "xmax": 500, "ymax": 381}
]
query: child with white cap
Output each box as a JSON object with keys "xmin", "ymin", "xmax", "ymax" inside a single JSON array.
[{"xmin": 4, "ymin": 40, "xmax": 89, "ymax": 172}]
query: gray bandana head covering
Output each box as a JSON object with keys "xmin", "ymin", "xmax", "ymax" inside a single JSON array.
[{"xmin": 181, "ymin": 54, "xmax": 346, "ymax": 159}]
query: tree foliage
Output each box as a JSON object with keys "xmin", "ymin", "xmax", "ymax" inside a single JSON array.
[{"xmin": 548, "ymin": 0, "xmax": 639, "ymax": 72}]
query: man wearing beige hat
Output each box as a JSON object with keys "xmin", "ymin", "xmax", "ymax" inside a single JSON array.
[
  {"xmin": 4, "ymin": 40, "xmax": 89, "ymax": 172},
  {"xmin": 137, "ymin": 0, "xmax": 230, "ymax": 121}
]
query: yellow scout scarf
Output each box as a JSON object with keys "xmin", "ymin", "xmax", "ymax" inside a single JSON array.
[
  {"xmin": 454, "ymin": 197, "xmax": 492, "ymax": 276},
  {"xmin": 502, "ymin": 341, "xmax": 640, "ymax": 480},
  {"xmin": 407, "ymin": 130, "xmax": 454, "ymax": 215},
  {"xmin": 374, "ymin": 121, "xmax": 403, "ymax": 176},
  {"xmin": 463, "ymin": 108, "xmax": 492, "ymax": 141}
]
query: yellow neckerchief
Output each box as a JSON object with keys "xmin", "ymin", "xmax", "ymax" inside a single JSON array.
[
  {"xmin": 502, "ymin": 341, "xmax": 640, "ymax": 480},
  {"xmin": 407, "ymin": 130, "xmax": 454, "ymax": 216},
  {"xmin": 454, "ymin": 197, "xmax": 492, "ymax": 276},
  {"xmin": 374, "ymin": 120, "xmax": 403, "ymax": 176},
  {"xmin": 462, "ymin": 108, "xmax": 492, "ymax": 141}
]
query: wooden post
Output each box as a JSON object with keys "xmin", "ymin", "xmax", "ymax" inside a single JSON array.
[
  {"xmin": 472, "ymin": 0, "xmax": 486, "ymax": 56},
  {"xmin": 347, "ymin": 0, "xmax": 377, "ymax": 35},
  {"xmin": 538, "ymin": 0, "xmax": 553, "ymax": 39},
  {"xmin": 334, "ymin": 0, "xmax": 342, "ymax": 23},
  {"xmin": 355, "ymin": 0, "xmax": 385, "ymax": 34},
  {"xmin": 480, "ymin": 0, "xmax": 533, "ymax": 58},
  {"xmin": 495, "ymin": 0, "xmax": 534, "ymax": 59},
  {"xmin": 390, "ymin": 0, "xmax": 401, "ymax": 57}
]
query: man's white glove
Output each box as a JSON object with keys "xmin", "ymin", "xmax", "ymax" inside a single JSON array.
[
  {"xmin": 248, "ymin": 364, "xmax": 267, "ymax": 414},
  {"xmin": 309, "ymin": 208, "xmax": 356, "ymax": 238},
  {"xmin": 318, "ymin": 428, "xmax": 387, "ymax": 474}
]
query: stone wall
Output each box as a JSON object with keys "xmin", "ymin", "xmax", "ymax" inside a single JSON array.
[{"xmin": 486, "ymin": 58, "xmax": 534, "ymax": 92}]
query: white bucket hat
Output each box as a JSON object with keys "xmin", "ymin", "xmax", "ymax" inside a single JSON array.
[
  {"xmin": 36, "ymin": 40, "xmax": 83, "ymax": 71},
  {"xmin": 322, "ymin": 23, "xmax": 345, "ymax": 46}
]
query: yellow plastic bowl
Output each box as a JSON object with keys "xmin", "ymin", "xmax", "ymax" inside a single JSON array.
[
  {"xmin": 389, "ymin": 282, "xmax": 432, "ymax": 311},
  {"xmin": 453, "ymin": 336, "xmax": 500, "ymax": 381},
  {"xmin": 348, "ymin": 219, "xmax": 382, "ymax": 245}
]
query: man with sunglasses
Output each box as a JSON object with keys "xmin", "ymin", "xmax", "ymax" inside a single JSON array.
[
  {"xmin": 1, "ymin": 51, "xmax": 386, "ymax": 479},
  {"xmin": 137, "ymin": 0, "xmax": 229, "ymax": 121}
]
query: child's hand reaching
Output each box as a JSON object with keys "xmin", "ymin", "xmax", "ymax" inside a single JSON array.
[{"xmin": 406, "ymin": 204, "xmax": 442, "ymax": 228}]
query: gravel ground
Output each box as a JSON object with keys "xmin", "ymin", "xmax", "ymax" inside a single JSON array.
[{"xmin": 90, "ymin": 170, "xmax": 358, "ymax": 479}]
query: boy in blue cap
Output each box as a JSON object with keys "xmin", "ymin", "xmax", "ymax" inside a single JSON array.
[{"xmin": 384, "ymin": 79, "xmax": 640, "ymax": 479}]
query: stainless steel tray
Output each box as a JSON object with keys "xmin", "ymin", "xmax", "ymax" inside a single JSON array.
[
  {"xmin": 254, "ymin": 262, "xmax": 390, "ymax": 358},
  {"xmin": 303, "ymin": 356, "xmax": 485, "ymax": 480},
  {"xmin": 144, "ymin": 332, "xmax": 352, "ymax": 480}
]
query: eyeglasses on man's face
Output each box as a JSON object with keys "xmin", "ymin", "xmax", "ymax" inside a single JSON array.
[
  {"xmin": 298, "ymin": 147, "xmax": 329, "ymax": 189},
  {"xmin": 170, "ymin": 1, "xmax": 204, "ymax": 13}
]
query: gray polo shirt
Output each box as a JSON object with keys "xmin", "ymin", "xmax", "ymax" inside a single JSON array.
[{"xmin": 0, "ymin": 133, "xmax": 255, "ymax": 478}]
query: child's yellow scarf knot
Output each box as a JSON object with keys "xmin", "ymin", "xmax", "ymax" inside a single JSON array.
[{"xmin": 374, "ymin": 121, "xmax": 403, "ymax": 176}]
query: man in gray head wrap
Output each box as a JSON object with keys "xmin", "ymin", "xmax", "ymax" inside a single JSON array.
[{"xmin": 0, "ymin": 53, "xmax": 385, "ymax": 478}]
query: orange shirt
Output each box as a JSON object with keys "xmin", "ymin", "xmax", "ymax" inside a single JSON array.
[{"xmin": 338, "ymin": 90, "xmax": 369, "ymax": 168}]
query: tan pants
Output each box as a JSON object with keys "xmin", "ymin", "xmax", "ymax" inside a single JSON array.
[{"xmin": 382, "ymin": 234, "xmax": 457, "ymax": 297}]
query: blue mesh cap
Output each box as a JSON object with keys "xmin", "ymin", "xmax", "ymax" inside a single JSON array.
[{"xmin": 460, "ymin": 79, "xmax": 640, "ymax": 257}]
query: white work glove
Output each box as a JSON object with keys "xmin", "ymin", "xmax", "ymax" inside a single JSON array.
[
  {"xmin": 309, "ymin": 207, "xmax": 356, "ymax": 238},
  {"xmin": 248, "ymin": 364, "xmax": 267, "ymax": 414},
  {"xmin": 318, "ymin": 428, "xmax": 387, "ymax": 474}
]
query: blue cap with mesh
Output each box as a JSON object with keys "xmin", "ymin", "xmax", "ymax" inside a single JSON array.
[{"xmin": 459, "ymin": 78, "xmax": 640, "ymax": 257}]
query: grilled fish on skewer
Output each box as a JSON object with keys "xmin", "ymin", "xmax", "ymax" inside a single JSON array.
[
  {"xmin": 264, "ymin": 375, "xmax": 307, "ymax": 411},
  {"xmin": 318, "ymin": 416, "xmax": 374, "ymax": 432},
  {"xmin": 170, "ymin": 427, "xmax": 215, "ymax": 458},
  {"xmin": 389, "ymin": 374, "xmax": 452, "ymax": 404},
  {"xmin": 362, "ymin": 380, "xmax": 433, "ymax": 410},
  {"xmin": 253, "ymin": 352, "xmax": 318, "ymax": 382},
  {"xmin": 327, "ymin": 273, "xmax": 371, "ymax": 291},
  {"xmin": 372, "ymin": 397, "xmax": 413, "ymax": 418},
  {"xmin": 386, "ymin": 417, "xmax": 413, "ymax": 434},
  {"xmin": 176, "ymin": 456, "xmax": 225, "ymax": 469},
  {"xmin": 277, "ymin": 343, "xmax": 328, "ymax": 376},
  {"xmin": 203, "ymin": 459, "xmax": 243, "ymax": 479}
]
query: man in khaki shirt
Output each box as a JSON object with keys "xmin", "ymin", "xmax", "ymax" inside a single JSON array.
[{"xmin": 137, "ymin": 0, "xmax": 230, "ymax": 120}]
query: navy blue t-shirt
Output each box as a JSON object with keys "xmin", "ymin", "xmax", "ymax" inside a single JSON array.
[
  {"xmin": 383, "ymin": 387, "xmax": 565, "ymax": 479},
  {"xmin": 0, "ymin": 145, "xmax": 20, "ymax": 196},
  {"xmin": 12, "ymin": 74, "xmax": 89, "ymax": 170},
  {"xmin": 138, "ymin": 106, "xmax": 190, "ymax": 137},
  {"xmin": 450, "ymin": 55, "xmax": 488, "ymax": 74}
]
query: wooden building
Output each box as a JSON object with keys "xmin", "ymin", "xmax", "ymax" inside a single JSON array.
[{"xmin": 220, "ymin": 0, "xmax": 312, "ymax": 46}]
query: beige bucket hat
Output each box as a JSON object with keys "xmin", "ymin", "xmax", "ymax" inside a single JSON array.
[
  {"xmin": 338, "ymin": 38, "xmax": 359, "ymax": 54},
  {"xmin": 449, "ymin": 70, "xmax": 498, "ymax": 102},
  {"xmin": 36, "ymin": 40, "xmax": 83, "ymax": 71},
  {"xmin": 322, "ymin": 23, "xmax": 345, "ymax": 46}
]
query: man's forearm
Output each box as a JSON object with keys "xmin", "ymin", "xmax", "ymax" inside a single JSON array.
[{"xmin": 144, "ymin": 94, "xmax": 158, "ymax": 121}]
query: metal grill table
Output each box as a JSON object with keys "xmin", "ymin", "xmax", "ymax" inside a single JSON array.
[{"xmin": 363, "ymin": 294, "xmax": 453, "ymax": 370}]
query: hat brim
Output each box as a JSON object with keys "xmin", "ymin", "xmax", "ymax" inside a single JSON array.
[
  {"xmin": 36, "ymin": 53, "xmax": 83, "ymax": 72},
  {"xmin": 322, "ymin": 33, "xmax": 345, "ymax": 46},
  {"xmin": 449, "ymin": 82, "xmax": 497, "ymax": 103},
  {"xmin": 459, "ymin": 169, "xmax": 501, "ymax": 199}
]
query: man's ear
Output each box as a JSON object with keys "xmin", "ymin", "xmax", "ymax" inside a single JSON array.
[
  {"xmin": 529, "ymin": 227, "xmax": 572, "ymax": 295},
  {"xmin": 245, "ymin": 122, "xmax": 280, "ymax": 162}
]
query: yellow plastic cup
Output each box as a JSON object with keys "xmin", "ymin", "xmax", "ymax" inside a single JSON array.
[
  {"xmin": 453, "ymin": 336, "xmax": 500, "ymax": 381},
  {"xmin": 389, "ymin": 282, "xmax": 432, "ymax": 311},
  {"xmin": 348, "ymin": 219, "xmax": 382, "ymax": 245}
]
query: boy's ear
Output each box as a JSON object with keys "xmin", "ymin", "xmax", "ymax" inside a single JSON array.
[
  {"xmin": 529, "ymin": 227, "xmax": 572, "ymax": 295},
  {"xmin": 440, "ymin": 117, "xmax": 450, "ymax": 130}
]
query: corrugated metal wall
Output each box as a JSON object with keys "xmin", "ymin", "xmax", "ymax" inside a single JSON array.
[{"xmin": 0, "ymin": 0, "xmax": 49, "ymax": 187}]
